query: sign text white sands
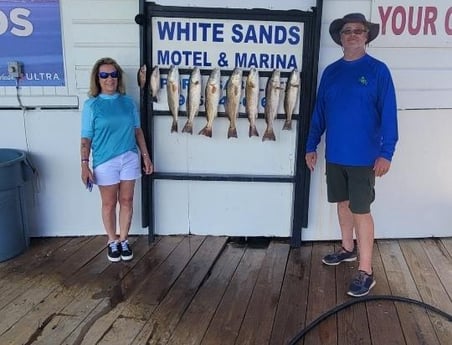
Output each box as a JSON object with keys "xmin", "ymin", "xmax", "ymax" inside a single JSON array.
[{"xmin": 152, "ymin": 17, "xmax": 304, "ymax": 71}]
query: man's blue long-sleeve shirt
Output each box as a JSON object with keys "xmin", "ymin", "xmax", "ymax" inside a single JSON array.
[{"xmin": 306, "ymin": 54, "xmax": 398, "ymax": 166}]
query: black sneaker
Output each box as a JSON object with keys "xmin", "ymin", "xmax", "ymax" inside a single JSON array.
[
  {"xmin": 120, "ymin": 239, "xmax": 133, "ymax": 261},
  {"xmin": 322, "ymin": 246, "xmax": 357, "ymax": 266},
  {"xmin": 347, "ymin": 270, "xmax": 376, "ymax": 297},
  {"xmin": 107, "ymin": 241, "xmax": 121, "ymax": 262}
]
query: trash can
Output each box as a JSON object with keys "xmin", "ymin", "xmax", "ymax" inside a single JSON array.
[{"xmin": 0, "ymin": 148, "xmax": 33, "ymax": 262}]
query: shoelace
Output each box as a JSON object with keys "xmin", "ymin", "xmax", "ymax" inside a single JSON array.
[
  {"xmin": 121, "ymin": 240, "xmax": 129, "ymax": 251},
  {"xmin": 109, "ymin": 241, "xmax": 119, "ymax": 252},
  {"xmin": 354, "ymin": 271, "xmax": 370, "ymax": 285}
]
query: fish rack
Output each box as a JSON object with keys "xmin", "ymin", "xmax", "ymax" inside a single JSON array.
[{"xmin": 136, "ymin": 1, "xmax": 323, "ymax": 246}]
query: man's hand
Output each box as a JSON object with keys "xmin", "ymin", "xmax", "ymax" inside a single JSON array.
[
  {"xmin": 305, "ymin": 152, "xmax": 317, "ymax": 171},
  {"xmin": 374, "ymin": 157, "xmax": 391, "ymax": 177}
]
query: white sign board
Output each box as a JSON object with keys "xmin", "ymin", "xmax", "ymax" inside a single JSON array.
[
  {"xmin": 372, "ymin": 1, "xmax": 452, "ymax": 47},
  {"xmin": 151, "ymin": 17, "xmax": 304, "ymax": 71}
]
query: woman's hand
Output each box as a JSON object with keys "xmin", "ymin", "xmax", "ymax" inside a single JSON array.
[
  {"xmin": 81, "ymin": 164, "xmax": 94, "ymax": 186},
  {"xmin": 142, "ymin": 156, "xmax": 153, "ymax": 175}
]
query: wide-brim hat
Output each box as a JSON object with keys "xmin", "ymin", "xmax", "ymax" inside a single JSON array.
[{"xmin": 329, "ymin": 13, "xmax": 380, "ymax": 46}]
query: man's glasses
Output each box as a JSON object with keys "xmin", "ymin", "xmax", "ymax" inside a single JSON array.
[
  {"xmin": 340, "ymin": 29, "xmax": 368, "ymax": 36},
  {"xmin": 98, "ymin": 71, "xmax": 119, "ymax": 79}
]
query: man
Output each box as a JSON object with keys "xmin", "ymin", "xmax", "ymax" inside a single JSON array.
[{"xmin": 305, "ymin": 13, "xmax": 398, "ymax": 297}]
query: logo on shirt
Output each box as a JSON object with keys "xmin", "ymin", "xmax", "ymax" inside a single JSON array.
[{"xmin": 359, "ymin": 76, "xmax": 368, "ymax": 86}]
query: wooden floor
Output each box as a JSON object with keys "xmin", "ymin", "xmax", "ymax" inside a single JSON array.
[{"xmin": 0, "ymin": 235, "xmax": 451, "ymax": 345}]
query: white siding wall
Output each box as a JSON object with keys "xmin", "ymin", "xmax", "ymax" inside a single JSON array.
[
  {"xmin": 301, "ymin": 0, "xmax": 452, "ymax": 240},
  {"xmin": 0, "ymin": 0, "xmax": 143, "ymax": 237}
]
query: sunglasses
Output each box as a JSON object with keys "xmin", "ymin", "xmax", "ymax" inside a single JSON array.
[
  {"xmin": 98, "ymin": 71, "xmax": 119, "ymax": 79},
  {"xmin": 340, "ymin": 29, "xmax": 368, "ymax": 36}
]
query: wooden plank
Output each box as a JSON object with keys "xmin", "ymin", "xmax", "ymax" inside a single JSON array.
[
  {"xmin": 0, "ymin": 237, "xmax": 90, "ymax": 309},
  {"xmin": 122, "ymin": 235, "xmax": 206, "ymax": 320},
  {"xmin": 0, "ymin": 284, "xmax": 78, "ymax": 344},
  {"xmin": 303, "ymin": 242, "xmax": 337, "ymax": 345},
  {"xmin": 0, "ymin": 236, "xmax": 450, "ymax": 345},
  {"xmin": 420, "ymin": 238, "xmax": 452, "ymax": 345},
  {"xmin": 399, "ymin": 239, "xmax": 452, "ymax": 345},
  {"xmin": 378, "ymin": 239, "xmax": 441, "ymax": 345},
  {"xmin": 0, "ymin": 274, "xmax": 68, "ymax": 340},
  {"xmin": 200, "ymin": 245, "xmax": 267, "ymax": 345},
  {"xmin": 0, "ymin": 237, "xmax": 104, "ymax": 338},
  {"xmin": 75, "ymin": 235, "xmax": 204, "ymax": 344},
  {"xmin": 441, "ymin": 238, "xmax": 452, "ymax": 257},
  {"xmin": 95, "ymin": 315, "xmax": 146, "ymax": 345},
  {"xmin": 0, "ymin": 236, "xmax": 131, "ymax": 344},
  {"xmin": 0, "ymin": 236, "xmax": 129, "ymax": 344},
  {"xmin": 39, "ymin": 236, "xmax": 151, "ymax": 345},
  {"xmin": 71, "ymin": 235, "xmax": 185, "ymax": 345},
  {"xmin": 62, "ymin": 298, "xmax": 115, "ymax": 345},
  {"xmin": 166, "ymin": 243, "xmax": 245, "ymax": 345},
  {"xmin": 0, "ymin": 237, "xmax": 69, "ymax": 279},
  {"xmin": 335, "ymin": 243, "xmax": 371, "ymax": 345},
  {"xmin": 269, "ymin": 243, "xmax": 312, "ymax": 345},
  {"xmin": 61, "ymin": 236, "xmax": 123, "ymax": 288},
  {"xmin": 366, "ymin": 242, "xmax": 406, "ymax": 345},
  {"xmin": 0, "ymin": 237, "xmax": 73, "ymax": 302},
  {"xmin": 235, "ymin": 241, "xmax": 290, "ymax": 345},
  {"xmin": 422, "ymin": 239, "xmax": 452, "ymax": 299},
  {"xmin": 130, "ymin": 236, "xmax": 228, "ymax": 345}
]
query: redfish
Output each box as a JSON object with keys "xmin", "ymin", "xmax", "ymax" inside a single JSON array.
[
  {"xmin": 149, "ymin": 65, "xmax": 161, "ymax": 103},
  {"xmin": 167, "ymin": 65, "xmax": 180, "ymax": 133},
  {"xmin": 137, "ymin": 64, "xmax": 146, "ymax": 89},
  {"xmin": 283, "ymin": 68, "xmax": 300, "ymax": 130},
  {"xmin": 182, "ymin": 67, "xmax": 202, "ymax": 134},
  {"xmin": 225, "ymin": 68, "xmax": 243, "ymax": 139},
  {"xmin": 245, "ymin": 68, "xmax": 260, "ymax": 137},
  {"xmin": 199, "ymin": 68, "xmax": 221, "ymax": 138},
  {"xmin": 263, "ymin": 69, "xmax": 281, "ymax": 141}
]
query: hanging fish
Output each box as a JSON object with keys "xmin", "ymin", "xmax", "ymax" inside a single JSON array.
[
  {"xmin": 149, "ymin": 65, "xmax": 160, "ymax": 103},
  {"xmin": 167, "ymin": 65, "xmax": 180, "ymax": 133},
  {"xmin": 262, "ymin": 69, "xmax": 281, "ymax": 141},
  {"xmin": 283, "ymin": 68, "xmax": 300, "ymax": 130},
  {"xmin": 182, "ymin": 67, "xmax": 202, "ymax": 134},
  {"xmin": 137, "ymin": 64, "xmax": 147, "ymax": 89},
  {"xmin": 199, "ymin": 68, "xmax": 221, "ymax": 138},
  {"xmin": 225, "ymin": 67, "xmax": 243, "ymax": 139},
  {"xmin": 245, "ymin": 68, "xmax": 260, "ymax": 137}
]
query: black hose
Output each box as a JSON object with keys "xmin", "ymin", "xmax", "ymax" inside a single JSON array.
[{"xmin": 287, "ymin": 295, "xmax": 452, "ymax": 345}]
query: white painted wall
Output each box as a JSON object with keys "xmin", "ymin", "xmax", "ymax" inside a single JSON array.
[
  {"xmin": 0, "ymin": 0, "xmax": 451, "ymax": 239},
  {"xmin": 302, "ymin": 0, "xmax": 452, "ymax": 240},
  {"xmin": 0, "ymin": 0, "xmax": 143, "ymax": 237}
]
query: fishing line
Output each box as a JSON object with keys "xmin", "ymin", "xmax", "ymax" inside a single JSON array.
[{"xmin": 287, "ymin": 295, "xmax": 452, "ymax": 345}]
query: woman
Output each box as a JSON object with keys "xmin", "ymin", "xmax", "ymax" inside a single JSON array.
[{"xmin": 80, "ymin": 57, "xmax": 153, "ymax": 262}]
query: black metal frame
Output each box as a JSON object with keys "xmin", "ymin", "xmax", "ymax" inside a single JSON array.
[{"xmin": 135, "ymin": 1, "xmax": 323, "ymax": 246}]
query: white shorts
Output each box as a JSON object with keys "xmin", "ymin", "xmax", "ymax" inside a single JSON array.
[{"xmin": 94, "ymin": 151, "xmax": 141, "ymax": 186}]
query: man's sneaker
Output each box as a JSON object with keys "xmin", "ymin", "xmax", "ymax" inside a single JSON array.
[
  {"xmin": 120, "ymin": 239, "xmax": 133, "ymax": 261},
  {"xmin": 347, "ymin": 270, "xmax": 376, "ymax": 297},
  {"xmin": 107, "ymin": 241, "xmax": 121, "ymax": 262},
  {"xmin": 322, "ymin": 246, "xmax": 357, "ymax": 265}
]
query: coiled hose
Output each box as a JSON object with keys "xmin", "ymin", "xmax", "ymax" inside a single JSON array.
[{"xmin": 288, "ymin": 295, "xmax": 452, "ymax": 345}]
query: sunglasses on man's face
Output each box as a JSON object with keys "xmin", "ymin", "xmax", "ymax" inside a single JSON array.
[
  {"xmin": 98, "ymin": 71, "xmax": 119, "ymax": 79},
  {"xmin": 340, "ymin": 29, "xmax": 368, "ymax": 36}
]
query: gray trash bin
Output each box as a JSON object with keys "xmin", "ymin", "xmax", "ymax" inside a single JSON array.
[{"xmin": 0, "ymin": 148, "xmax": 33, "ymax": 262}]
